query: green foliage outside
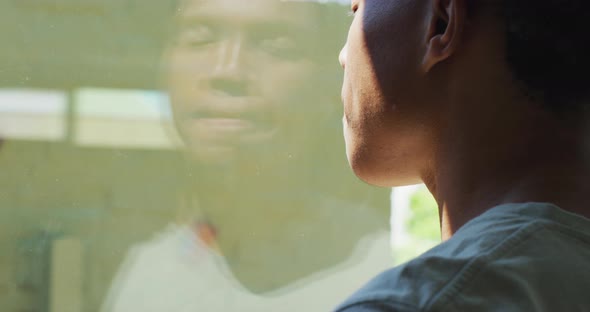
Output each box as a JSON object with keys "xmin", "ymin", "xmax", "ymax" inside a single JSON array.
[
  {"xmin": 392, "ymin": 186, "xmax": 441, "ymax": 265},
  {"xmin": 407, "ymin": 187, "xmax": 441, "ymax": 241}
]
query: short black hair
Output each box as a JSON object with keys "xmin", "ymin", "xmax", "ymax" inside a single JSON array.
[{"xmin": 473, "ymin": 1, "xmax": 590, "ymax": 114}]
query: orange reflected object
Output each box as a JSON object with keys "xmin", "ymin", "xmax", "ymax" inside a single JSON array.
[{"xmin": 193, "ymin": 220, "xmax": 220, "ymax": 253}]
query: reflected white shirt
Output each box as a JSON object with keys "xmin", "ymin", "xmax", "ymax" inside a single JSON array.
[{"xmin": 101, "ymin": 225, "xmax": 392, "ymax": 312}]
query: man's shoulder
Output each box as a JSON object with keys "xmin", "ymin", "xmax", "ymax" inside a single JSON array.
[
  {"xmin": 333, "ymin": 236, "xmax": 488, "ymax": 312},
  {"xmin": 335, "ymin": 202, "xmax": 590, "ymax": 312}
]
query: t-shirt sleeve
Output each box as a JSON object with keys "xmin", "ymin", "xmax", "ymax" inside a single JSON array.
[
  {"xmin": 335, "ymin": 301, "xmax": 417, "ymax": 312},
  {"xmin": 332, "ymin": 241, "xmax": 469, "ymax": 312}
]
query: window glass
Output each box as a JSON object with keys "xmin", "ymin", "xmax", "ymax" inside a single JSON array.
[{"xmin": 0, "ymin": 1, "xmax": 438, "ymax": 311}]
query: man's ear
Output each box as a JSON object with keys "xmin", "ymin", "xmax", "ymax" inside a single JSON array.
[{"xmin": 422, "ymin": 0, "xmax": 466, "ymax": 72}]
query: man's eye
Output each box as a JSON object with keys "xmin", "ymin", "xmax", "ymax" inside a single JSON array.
[
  {"xmin": 176, "ymin": 25, "xmax": 217, "ymax": 47},
  {"xmin": 259, "ymin": 36, "xmax": 303, "ymax": 60}
]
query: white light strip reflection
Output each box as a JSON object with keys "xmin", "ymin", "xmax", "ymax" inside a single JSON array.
[
  {"xmin": 74, "ymin": 88, "xmax": 182, "ymax": 149},
  {"xmin": 75, "ymin": 88, "xmax": 172, "ymax": 121},
  {"xmin": 0, "ymin": 89, "xmax": 66, "ymax": 114},
  {"xmin": 0, "ymin": 89, "xmax": 67, "ymax": 141}
]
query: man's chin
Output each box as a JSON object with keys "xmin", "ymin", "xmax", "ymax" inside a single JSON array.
[
  {"xmin": 186, "ymin": 145, "xmax": 237, "ymax": 166},
  {"xmin": 353, "ymin": 168, "xmax": 421, "ymax": 188},
  {"xmin": 345, "ymin": 143, "xmax": 422, "ymax": 188},
  {"xmin": 184, "ymin": 138, "xmax": 276, "ymax": 166}
]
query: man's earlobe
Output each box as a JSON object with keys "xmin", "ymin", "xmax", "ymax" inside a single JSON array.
[{"xmin": 422, "ymin": 0, "xmax": 466, "ymax": 72}]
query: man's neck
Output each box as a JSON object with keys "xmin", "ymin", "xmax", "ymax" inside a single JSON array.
[{"xmin": 424, "ymin": 99, "xmax": 590, "ymax": 240}]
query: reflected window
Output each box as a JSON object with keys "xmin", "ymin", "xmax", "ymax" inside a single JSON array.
[
  {"xmin": 74, "ymin": 88, "xmax": 182, "ymax": 149},
  {"xmin": 0, "ymin": 89, "xmax": 66, "ymax": 141}
]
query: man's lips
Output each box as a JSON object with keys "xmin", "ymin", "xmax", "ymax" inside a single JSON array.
[
  {"xmin": 184, "ymin": 107, "xmax": 275, "ymax": 131},
  {"xmin": 182, "ymin": 117, "xmax": 279, "ymax": 147},
  {"xmin": 190, "ymin": 117, "xmax": 256, "ymax": 133},
  {"xmin": 180, "ymin": 108, "xmax": 278, "ymax": 145}
]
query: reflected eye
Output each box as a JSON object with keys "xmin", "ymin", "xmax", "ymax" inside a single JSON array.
[
  {"xmin": 258, "ymin": 36, "xmax": 303, "ymax": 61},
  {"xmin": 176, "ymin": 24, "xmax": 217, "ymax": 47},
  {"xmin": 260, "ymin": 37, "xmax": 294, "ymax": 53}
]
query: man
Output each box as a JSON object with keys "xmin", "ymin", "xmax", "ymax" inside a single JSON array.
[{"xmin": 336, "ymin": 0, "xmax": 590, "ymax": 311}]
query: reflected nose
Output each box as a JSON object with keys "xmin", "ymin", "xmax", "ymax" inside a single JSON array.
[
  {"xmin": 210, "ymin": 77, "xmax": 249, "ymax": 97},
  {"xmin": 210, "ymin": 33, "xmax": 250, "ymax": 96},
  {"xmin": 214, "ymin": 33, "xmax": 244, "ymax": 74},
  {"xmin": 339, "ymin": 44, "xmax": 347, "ymax": 69}
]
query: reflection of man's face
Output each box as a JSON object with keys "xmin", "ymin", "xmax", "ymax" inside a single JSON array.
[{"xmin": 166, "ymin": 0, "xmax": 316, "ymax": 165}]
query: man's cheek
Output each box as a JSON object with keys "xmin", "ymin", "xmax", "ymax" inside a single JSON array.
[{"xmin": 260, "ymin": 62, "xmax": 311, "ymax": 96}]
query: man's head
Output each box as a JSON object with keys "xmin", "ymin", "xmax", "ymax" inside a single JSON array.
[
  {"xmin": 164, "ymin": 0, "xmax": 338, "ymax": 166},
  {"xmin": 339, "ymin": 0, "xmax": 590, "ymax": 187}
]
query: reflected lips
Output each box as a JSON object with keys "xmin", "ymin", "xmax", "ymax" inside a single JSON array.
[
  {"xmin": 182, "ymin": 103, "xmax": 277, "ymax": 145},
  {"xmin": 186, "ymin": 105, "xmax": 274, "ymax": 132},
  {"xmin": 193, "ymin": 117, "xmax": 256, "ymax": 134}
]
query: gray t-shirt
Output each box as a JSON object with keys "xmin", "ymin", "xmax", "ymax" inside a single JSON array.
[{"xmin": 335, "ymin": 202, "xmax": 590, "ymax": 312}]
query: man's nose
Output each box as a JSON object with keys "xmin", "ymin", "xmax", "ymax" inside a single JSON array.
[
  {"xmin": 339, "ymin": 44, "xmax": 347, "ymax": 69},
  {"xmin": 214, "ymin": 33, "xmax": 244, "ymax": 75},
  {"xmin": 210, "ymin": 33, "xmax": 250, "ymax": 96}
]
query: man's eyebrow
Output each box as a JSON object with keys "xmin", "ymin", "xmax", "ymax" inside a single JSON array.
[
  {"xmin": 177, "ymin": 15, "xmax": 219, "ymax": 28},
  {"xmin": 178, "ymin": 15, "xmax": 310, "ymax": 34}
]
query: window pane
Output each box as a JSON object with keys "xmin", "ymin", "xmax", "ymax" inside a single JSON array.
[{"xmin": 0, "ymin": 1, "xmax": 439, "ymax": 311}]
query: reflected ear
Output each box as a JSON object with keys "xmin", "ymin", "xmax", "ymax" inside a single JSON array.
[{"xmin": 422, "ymin": 0, "xmax": 466, "ymax": 72}]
